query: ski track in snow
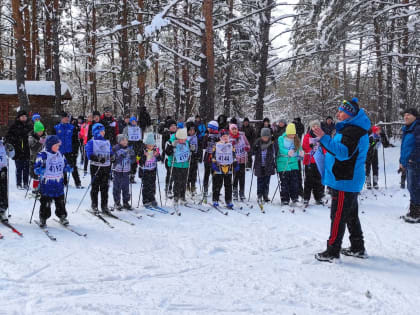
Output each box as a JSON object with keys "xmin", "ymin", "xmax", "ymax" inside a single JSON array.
[{"xmin": 0, "ymin": 144, "xmax": 419, "ymax": 314}]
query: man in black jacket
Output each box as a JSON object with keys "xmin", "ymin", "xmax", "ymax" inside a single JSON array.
[
  {"xmin": 5, "ymin": 110, "xmax": 32, "ymax": 189},
  {"xmin": 240, "ymin": 118, "xmax": 256, "ymax": 169},
  {"xmin": 138, "ymin": 106, "xmax": 151, "ymax": 133},
  {"xmin": 293, "ymin": 117, "xmax": 305, "ymax": 140}
]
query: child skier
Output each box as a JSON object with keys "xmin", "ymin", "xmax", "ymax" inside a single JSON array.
[
  {"xmin": 302, "ymin": 120, "xmax": 325, "ymax": 206},
  {"xmin": 251, "ymin": 128, "xmax": 278, "ymax": 203},
  {"xmin": 28, "ymin": 121, "xmax": 47, "ymax": 196},
  {"xmin": 229, "ymin": 123, "xmax": 250, "ymax": 201},
  {"xmin": 165, "ymin": 127, "xmax": 190, "ymax": 205},
  {"xmin": 86, "ymin": 123, "xmax": 113, "ymax": 214},
  {"xmin": 123, "ymin": 116, "xmax": 142, "ymax": 183},
  {"xmin": 186, "ymin": 122, "xmax": 199, "ymax": 196},
  {"xmin": 139, "ymin": 133, "xmax": 161, "ymax": 206},
  {"xmin": 212, "ymin": 129, "xmax": 238, "ymax": 208},
  {"xmin": 365, "ymin": 125, "xmax": 381, "ymax": 189},
  {"xmin": 202, "ymin": 120, "xmax": 220, "ymax": 202},
  {"xmin": 0, "ymin": 139, "xmax": 15, "ymax": 222},
  {"xmin": 276, "ymin": 123, "xmax": 304, "ymax": 205},
  {"xmin": 34, "ymin": 135, "xmax": 72, "ymax": 227},
  {"xmin": 112, "ymin": 134, "xmax": 136, "ymax": 210}
]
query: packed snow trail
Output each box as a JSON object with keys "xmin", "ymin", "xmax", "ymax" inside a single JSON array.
[{"xmin": 1, "ymin": 144, "xmax": 419, "ymax": 314}]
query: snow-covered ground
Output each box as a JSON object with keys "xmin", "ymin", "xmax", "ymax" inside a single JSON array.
[{"xmin": 1, "ymin": 142, "xmax": 419, "ymax": 315}]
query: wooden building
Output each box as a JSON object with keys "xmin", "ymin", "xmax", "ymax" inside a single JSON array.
[{"xmin": 0, "ymin": 80, "xmax": 72, "ymax": 134}]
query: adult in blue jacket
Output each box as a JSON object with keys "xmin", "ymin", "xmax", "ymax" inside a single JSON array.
[
  {"xmin": 54, "ymin": 112, "xmax": 82, "ymax": 188},
  {"xmin": 399, "ymin": 108, "xmax": 420, "ymax": 223},
  {"xmin": 312, "ymin": 98, "xmax": 370, "ymax": 262}
]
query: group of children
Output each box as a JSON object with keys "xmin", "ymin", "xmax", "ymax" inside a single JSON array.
[{"xmin": 6, "ymin": 112, "xmax": 390, "ymax": 227}]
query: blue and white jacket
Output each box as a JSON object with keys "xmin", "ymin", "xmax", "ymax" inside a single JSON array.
[
  {"xmin": 34, "ymin": 147, "xmax": 70, "ymax": 198},
  {"xmin": 320, "ymin": 109, "xmax": 371, "ymax": 192},
  {"xmin": 54, "ymin": 123, "xmax": 74, "ymax": 154},
  {"xmin": 400, "ymin": 119, "xmax": 420, "ymax": 167}
]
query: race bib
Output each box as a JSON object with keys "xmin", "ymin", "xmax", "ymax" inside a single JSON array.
[
  {"xmin": 216, "ymin": 143, "xmax": 233, "ymax": 165},
  {"xmin": 44, "ymin": 151, "xmax": 65, "ymax": 180},
  {"xmin": 143, "ymin": 151, "xmax": 157, "ymax": 170},
  {"xmin": 92, "ymin": 140, "xmax": 111, "ymax": 166},
  {"xmin": 128, "ymin": 126, "xmax": 142, "ymax": 141},
  {"xmin": 174, "ymin": 143, "xmax": 190, "ymax": 163}
]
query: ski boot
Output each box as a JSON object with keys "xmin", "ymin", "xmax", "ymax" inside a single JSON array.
[
  {"xmin": 151, "ymin": 200, "xmax": 158, "ymax": 207},
  {"xmin": 114, "ymin": 202, "xmax": 123, "ymax": 211},
  {"xmin": 91, "ymin": 204, "xmax": 99, "ymax": 215},
  {"xmin": 130, "ymin": 175, "xmax": 136, "ymax": 184},
  {"xmin": 226, "ymin": 203, "xmax": 234, "ymax": 210},
  {"xmin": 340, "ymin": 247, "xmax": 368, "ymax": 259},
  {"xmin": 263, "ymin": 194, "xmax": 270, "ymax": 203},
  {"xmin": 303, "ymin": 200, "xmax": 310, "ymax": 207},
  {"xmin": 0, "ymin": 210, "xmax": 8, "ymax": 222},
  {"xmin": 281, "ymin": 201, "xmax": 289, "ymax": 206},
  {"xmin": 59, "ymin": 216, "xmax": 69, "ymax": 226},
  {"xmin": 239, "ymin": 193, "xmax": 246, "ymax": 202},
  {"xmin": 233, "ymin": 189, "xmax": 239, "ymax": 202},
  {"xmin": 213, "ymin": 201, "xmax": 219, "ymax": 207},
  {"xmin": 101, "ymin": 206, "xmax": 112, "ymax": 216},
  {"xmin": 123, "ymin": 202, "xmax": 133, "ymax": 210},
  {"xmin": 373, "ymin": 176, "xmax": 379, "ymax": 189},
  {"xmin": 39, "ymin": 217, "xmax": 47, "ymax": 228},
  {"xmin": 180, "ymin": 197, "xmax": 187, "ymax": 206},
  {"xmin": 315, "ymin": 249, "xmax": 340, "ymax": 263},
  {"xmin": 365, "ymin": 174, "xmax": 372, "ymax": 189}
]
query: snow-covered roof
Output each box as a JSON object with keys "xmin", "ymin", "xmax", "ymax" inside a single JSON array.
[{"xmin": 0, "ymin": 80, "xmax": 72, "ymax": 99}]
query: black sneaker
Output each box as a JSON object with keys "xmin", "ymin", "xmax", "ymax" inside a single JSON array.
[
  {"xmin": 315, "ymin": 250, "xmax": 340, "ymax": 263},
  {"xmin": 341, "ymin": 247, "xmax": 368, "ymax": 259}
]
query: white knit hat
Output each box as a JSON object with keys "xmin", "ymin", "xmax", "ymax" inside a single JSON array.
[{"xmin": 175, "ymin": 128, "xmax": 188, "ymax": 140}]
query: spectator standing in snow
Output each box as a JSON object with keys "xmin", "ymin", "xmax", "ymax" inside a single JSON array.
[
  {"xmin": 240, "ymin": 118, "xmax": 256, "ymax": 168},
  {"xmin": 365, "ymin": 125, "xmax": 382, "ymax": 189},
  {"xmin": 313, "ymin": 98, "xmax": 370, "ymax": 262},
  {"xmin": 53, "ymin": 112, "xmax": 82, "ymax": 189},
  {"xmin": 28, "ymin": 121, "xmax": 47, "ymax": 195},
  {"xmin": 138, "ymin": 106, "xmax": 152, "ymax": 132},
  {"xmin": 100, "ymin": 107, "xmax": 119, "ymax": 145},
  {"xmin": 5, "ymin": 110, "xmax": 31, "ymax": 189},
  {"xmin": 399, "ymin": 108, "xmax": 420, "ymax": 223},
  {"xmin": 0, "ymin": 140, "xmax": 15, "ymax": 222}
]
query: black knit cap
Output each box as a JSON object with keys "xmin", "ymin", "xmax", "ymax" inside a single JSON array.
[
  {"xmin": 61, "ymin": 111, "xmax": 69, "ymax": 118},
  {"xmin": 403, "ymin": 108, "xmax": 418, "ymax": 118},
  {"xmin": 93, "ymin": 110, "xmax": 101, "ymax": 117},
  {"xmin": 16, "ymin": 110, "xmax": 28, "ymax": 118},
  {"xmin": 243, "ymin": 117, "xmax": 250, "ymax": 122}
]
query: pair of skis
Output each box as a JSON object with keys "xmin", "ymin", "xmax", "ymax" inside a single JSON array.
[
  {"xmin": 86, "ymin": 209, "xmax": 135, "ymax": 229},
  {"xmin": 34, "ymin": 219, "xmax": 87, "ymax": 241}
]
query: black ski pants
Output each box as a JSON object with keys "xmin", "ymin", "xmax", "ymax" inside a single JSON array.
[
  {"xmin": 90, "ymin": 165, "xmax": 110, "ymax": 210},
  {"xmin": 303, "ymin": 164, "xmax": 324, "ymax": 202},
  {"xmin": 365, "ymin": 150, "xmax": 379, "ymax": 177},
  {"xmin": 39, "ymin": 194, "xmax": 67, "ymax": 220},
  {"xmin": 173, "ymin": 167, "xmax": 188, "ymax": 200},
  {"xmin": 0, "ymin": 167, "xmax": 8, "ymax": 209},
  {"xmin": 64, "ymin": 153, "xmax": 81, "ymax": 187},
  {"xmin": 327, "ymin": 189, "xmax": 365, "ymax": 255},
  {"xmin": 213, "ymin": 173, "xmax": 232, "ymax": 204},
  {"xmin": 142, "ymin": 169, "xmax": 157, "ymax": 204},
  {"xmin": 233, "ymin": 163, "xmax": 246, "ymax": 197}
]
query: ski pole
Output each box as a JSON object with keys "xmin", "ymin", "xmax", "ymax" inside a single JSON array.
[
  {"xmin": 137, "ymin": 178, "xmax": 143, "ymax": 208},
  {"xmin": 29, "ymin": 174, "xmax": 42, "ymax": 224},
  {"xmin": 74, "ymin": 166, "xmax": 101, "ymax": 213},
  {"xmin": 382, "ymin": 144, "xmax": 387, "ymax": 189},
  {"xmin": 24, "ymin": 176, "xmax": 33, "ymax": 199},
  {"xmin": 184, "ymin": 154, "xmax": 192, "ymax": 198},
  {"xmin": 165, "ymin": 159, "xmax": 175, "ymax": 206},
  {"xmin": 197, "ymin": 161, "xmax": 202, "ymax": 193},
  {"xmin": 156, "ymin": 164, "xmax": 163, "ymax": 207},
  {"xmin": 271, "ymin": 156, "xmax": 291, "ymax": 203},
  {"xmin": 247, "ymin": 159, "xmax": 255, "ymax": 202}
]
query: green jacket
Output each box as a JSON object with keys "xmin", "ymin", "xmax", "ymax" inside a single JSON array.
[
  {"xmin": 276, "ymin": 133, "xmax": 301, "ymax": 172},
  {"xmin": 167, "ymin": 134, "xmax": 190, "ymax": 169}
]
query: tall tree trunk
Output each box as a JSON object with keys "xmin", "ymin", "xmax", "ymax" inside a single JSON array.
[
  {"xmin": 373, "ymin": 3, "xmax": 384, "ymax": 123},
  {"xmin": 203, "ymin": 0, "xmax": 215, "ymax": 121},
  {"xmin": 173, "ymin": 27, "xmax": 181, "ymax": 120},
  {"xmin": 44, "ymin": 0, "xmax": 52, "ymax": 80},
  {"xmin": 119, "ymin": 0, "xmax": 131, "ymax": 115},
  {"xmin": 199, "ymin": 35, "xmax": 208, "ymax": 122},
  {"xmin": 155, "ymin": 60, "xmax": 161, "ymax": 119},
  {"xmin": 12, "ymin": 0, "xmax": 30, "ymax": 111},
  {"xmin": 385, "ymin": 13, "xmax": 395, "ymax": 135},
  {"xmin": 255, "ymin": 0, "xmax": 273, "ymax": 120},
  {"xmin": 9, "ymin": 28, "xmax": 14, "ymax": 79},
  {"xmin": 23, "ymin": 0, "xmax": 32, "ymax": 80},
  {"xmin": 31, "ymin": 0, "xmax": 39, "ymax": 80},
  {"xmin": 110, "ymin": 35, "xmax": 118, "ymax": 113},
  {"xmin": 223, "ymin": 0, "xmax": 234, "ymax": 117},
  {"xmin": 342, "ymin": 42, "xmax": 348, "ymax": 99},
  {"xmin": 398, "ymin": 0, "xmax": 409, "ymax": 110},
  {"xmin": 52, "ymin": 0, "xmax": 61, "ymax": 113},
  {"xmin": 182, "ymin": 1, "xmax": 191, "ymax": 120},
  {"xmin": 355, "ymin": 37, "xmax": 363, "ymax": 95},
  {"xmin": 137, "ymin": 0, "xmax": 146, "ymax": 109},
  {"xmin": 89, "ymin": 2, "xmax": 97, "ymax": 111}
]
